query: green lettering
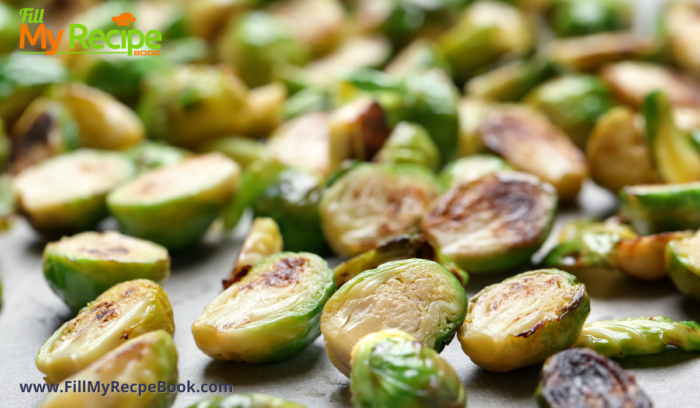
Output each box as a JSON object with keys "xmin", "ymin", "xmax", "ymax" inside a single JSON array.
[
  {"xmin": 88, "ymin": 29, "xmax": 105, "ymax": 49},
  {"xmin": 145, "ymin": 30, "xmax": 162, "ymax": 50},
  {"xmin": 105, "ymin": 30, "xmax": 120, "ymax": 49},
  {"xmin": 69, "ymin": 24, "xmax": 88, "ymax": 49},
  {"xmin": 127, "ymin": 30, "xmax": 144, "ymax": 56}
]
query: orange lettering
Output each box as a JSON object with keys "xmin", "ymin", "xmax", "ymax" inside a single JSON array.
[{"xmin": 20, "ymin": 24, "xmax": 46, "ymax": 49}]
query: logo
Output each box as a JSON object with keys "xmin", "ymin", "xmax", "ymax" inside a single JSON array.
[{"xmin": 19, "ymin": 8, "xmax": 161, "ymax": 56}]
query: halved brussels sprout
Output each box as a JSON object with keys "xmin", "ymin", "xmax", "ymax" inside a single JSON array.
[
  {"xmin": 573, "ymin": 316, "xmax": 700, "ymax": 358},
  {"xmin": 200, "ymin": 137, "xmax": 270, "ymax": 171},
  {"xmin": 384, "ymin": 39, "xmax": 451, "ymax": 80},
  {"xmin": 548, "ymin": 32, "xmax": 657, "ymax": 72},
  {"xmin": 350, "ymin": 330, "xmax": 467, "ymax": 408},
  {"xmin": 0, "ymin": 174, "xmax": 14, "ymax": 231},
  {"xmin": 466, "ymin": 59, "xmax": 554, "ymax": 103},
  {"xmin": 665, "ymin": 1, "xmax": 700, "ymax": 80},
  {"xmin": 476, "ymin": 106, "xmax": 587, "ymax": 200},
  {"xmin": 423, "ymin": 171, "xmax": 557, "ymax": 273},
  {"xmin": 619, "ymin": 183, "xmax": 700, "ymax": 234},
  {"xmin": 43, "ymin": 231, "xmax": 170, "ymax": 312},
  {"xmin": 333, "ymin": 234, "xmax": 469, "ymax": 288},
  {"xmin": 319, "ymin": 163, "xmax": 441, "ymax": 257},
  {"xmin": 457, "ymin": 97, "xmax": 492, "ymax": 157},
  {"xmin": 36, "ymin": 279, "xmax": 175, "ymax": 384},
  {"xmin": 0, "ymin": 4, "xmax": 19, "ymax": 56},
  {"xmin": 459, "ymin": 269, "xmax": 590, "ymax": 372},
  {"xmin": 125, "ymin": 141, "xmax": 191, "ymax": 173},
  {"xmin": 524, "ymin": 75, "xmax": 614, "ymax": 148},
  {"xmin": 268, "ymin": 112, "xmax": 330, "ymax": 179},
  {"xmin": 601, "ymin": 61, "xmax": 700, "ymax": 109},
  {"xmin": 186, "ymin": 394, "xmax": 305, "ymax": 408},
  {"xmin": 108, "ymin": 153, "xmax": 239, "ymax": 250},
  {"xmin": 440, "ymin": 155, "xmax": 512, "ymax": 189},
  {"xmin": 534, "ymin": 348, "xmax": 652, "ymax": 408},
  {"xmin": 192, "ymin": 252, "xmax": 335, "ymax": 362},
  {"xmin": 270, "ymin": 0, "xmax": 344, "ymax": 57},
  {"xmin": 548, "ymin": 0, "xmax": 631, "ymax": 38},
  {"xmin": 39, "ymin": 330, "xmax": 178, "ymax": 408},
  {"xmin": 223, "ymin": 217, "xmax": 283, "ymax": 289},
  {"xmin": 586, "ymin": 107, "xmax": 661, "ymax": 193},
  {"xmin": 667, "ymin": 232, "xmax": 700, "ymax": 300},
  {"xmin": 374, "ymin": 122, "xmax": 440, "ymax": 171},
  {"xmin": 12, "ymin": 149, "xmax": 135, "ymax": 235},
  {"xmin": 617, "ymin": 231, "xmax": 691, "ymax": 280},
  {"xmin": 321, "ymin": 259, "xmax": 468, "ymax": 377}
]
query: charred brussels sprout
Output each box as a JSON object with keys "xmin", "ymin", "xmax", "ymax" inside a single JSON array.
[
  {"xmin": 524, "ymin": 75, "xmax": 614, "ymax": 148},
  {"xmin": 534, "ymin": 348, "xmax": 652, "ymax": 408},
  {"xmin": 548, "ymin": 0, "xmax": 631, "ymax": 38},
  {"xmin": 424, "ymin": 171, "xmax": 557, "ymax": 273},
  {"xmin": 665, "ymin": 1, "xmax": 700, "ymax": 80},
  {"xmin": 374, "ymin": 122, "xmax": 440, "ymax": 171},
  {"xmin": 440, "ymin": 155, "xmax": 512, "ymax": 189},
  {"xmin": 125, "ymin": 141, "xmax": 191, "ymax": 173},
  {"xmin": 12, "ymin": 149, "xmax": 135, "ymax": 235},
  {"xmin": 385, "ymin": 39, "xmax": 450, "ymax": 80},
  {"xmin": 321, "ymin": 259, "xmax": 468, "ymax": 377},
  {"xmin": 548, "ymin": 33, "xmax": 657, "ymax": 72},
  {"xmin": 459, "ymin": 269, "xmax": 590, "ymax": 372},
  {"xmin": 466, "ymin": 59, "xmax": 554, "ymax": 103},
  {"xmin": 350, "ymin": 330, "xmax": 467, "ymax": 408},
  {"xmin": 268, "ymin": 112, "xmax": 330, "ymax": 178},
  {"xmin": 0, "ymin": 174, "xmax": 14, "ymax": 231},
  {"xmin": 667, "ymin": 233, "xmax": 700, "ymax": 300},
  {"xmin": 223, "ymin": 217, "xmax": 283, "ymax": 289},
  {"xmin": 36, "ymin": 279, "xmax": 174, "ymax": 384},
  {"xmin": 319, "ymin": 163, "xmax": 441, "ymax": 257},
  {"xmin": 192, "ymin": 252, "xmax": 335, "ymax": 362},
  {"xmin": 620, "ymin": 183, "xmax": 700, "ymax": 234},
  {"xmin": 108, "ymin": 153, "xmax": 239, "ymax": 250},
  {"xmin": 43, "ymin": 231, "xmax": 170, "ymax": 312},
  {"xmin": 186, "ymin": 394, "xmax": 305, "ymax": 408},
  {"xmin": 200, "ymin": 137, "xmax": 269, "ymax": 171},
  {"xmin": 40, "ymin": 330, "xmax": 178, "ymax": 408}
]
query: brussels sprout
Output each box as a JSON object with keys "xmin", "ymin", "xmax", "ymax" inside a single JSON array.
[
  {"xmin": 0, "ymin": 4, "xmax": 19, "ymax": 56},
  {"xmin": 620, "ymin": 183, "xmax": 700, "ymax": 234},
  {"xmin": 350, "ymin": 330, "xmax": 467, "ymax": 408},
  {"xmin": 601, "ymin": 61, "xmax": 700, "ymax": 109},
  {"xmin": 666, "ymin": 232, "xmax": 700, "ymax": 300},
  {"xmin": 280, "ymin": 87, "xmax": 334, "ymax": 120},
  {"xmin": 9, "ymin": 98, "xmax": 80, "ymax": 174},
  {"xmin": 0, "ymin": 53, "xmax": 68, "ymax": 127},
  {"xmin": 53, "ymin": 83, "xmax": 145, "ymax": 151},
  {"xmin": 548, "ymin": 32, "xmax": 657, "ymax": 72},
  {"xmin": 440, "ymin": 155, "xmax": 512, "ymax": 189},
  {"xmin": 457, "ymin": 97, "xmax": 492, "ymax": 157},
  {"xmin": 333, "ymin": 234, "xmax": 469, "ymax": 288},
  {"xmin": 184, "ymin": 0, "xmax": 253, "ymax": 41},
  {"xmin": 534, "ymin": 348, "xmax": 652, "ymax": 408},
  {"xmin": 0, "ymin": 174, "xmax": 15, "ymax": 231},
  {"xmin": 374, "ymin": 122, "xmax": 440, "ymax": 171},
  {"xmin": 459, "ymin": 269, "xmax": 590, "ymax": 372},
  {"xmin": 524, "ymin": 75, "xmax": 614, "ymax": 148},
  {"xmin": 548, "ymin": 0, "xmax": 631, "ymax": 38},
  {"xmin": 384, "ymin": 39, "xmax": 451, "ymax": 80},
  {"xmin": 192, "ymin": 252, "xmax": 335, "ymax": 362},
  {"xmin": 200, "ymin": 137, "xmax": 270, "ymax": 170},
  {"xmin": 664, "ymin": 1, "xmax": 700, "ymax": 80},
  {"xmin": 617, "ymin": 232, "xmax": 692, "ymax": 280},
  {"xmin": 319, "ymin": 163, "xmax": 441, "ymax": 257},
  {"xmin": 423, "ymin": 171, "xmax": 556, "ymax": 273},
  {"xmin": 573, "ymin": 316, "xmax": 700, "ymax": 359},
  {"xmin": 586, "ymin": 107, "xmax": 661, "ymax": 193},
  {"xmin": 108, "ymin": 153, "xmax": 240, "ymax": 250},
  {"xmin": 186, "ymin": 394, "xmax": 306, "ymax": 408},
  {"xmin": 43, "ymin": 231, "xmax": 170, "ymax": 312},
  {"xmin": 40, "ymin": 330, "xmax": 178, "ymax": 408},
  {"xmin": 12, "ymin": 149, "xmax": 135, "ymax": 235},
  {"xmin": 223, "ymin": 217, "xmax": 283, "ymax": 289},
  {"xmin": 268, "ymin": 112, "xmax": 331, "ymax": 178},
  {"xmin": 125, "ymin": 141, "xmax": 191, "ymax": 173},
  {"xmin": 139, "ymin": 65, "xmax": 248, "ymax": 148},
  {"xmin": 36, "ymin": 279, "xmax": 175, "ymax": 384},
  {"xmin": 466, "ymin": 60, "xmax": 555, "ymax": 103},
  {"xmin": 476, "ymin": 106, "xmax": 587, "ymax": 200},
  {"xmin": 238, "ymin": 83, "xmax": 288, "ymax": 139},
  {"xmin": 321, "ymin": 259, "xmax": 468, "ymax": 376},
  {"xmin": 270, "ymin": 0, "xmax": 344, "ymax": 57}
]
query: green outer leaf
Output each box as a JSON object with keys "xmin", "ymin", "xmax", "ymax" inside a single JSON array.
[
  {"xmin": 223, "ymin": 159, "xmax": 286, "ymax": 230},
  {"xmin": 125, "ymin": 141, "xmax": 191, "ymax": 174},
  {"xmin": 374, "ymin": 122, "xmax": 441, "ymax": 171},
  {"xmin": 619, "ymin": 183, "xmax": 700, "ymax": 235},
  {"xmin": 185, "ymin": 393, "xmax": 306, "ymax": 408},
  {"xmin": 667, "ymin": 237, "xmax": 700, "ymax": 301},
  {"xmin": 549, "ymin": 0, "xmax": 631, "ymax": 38}
]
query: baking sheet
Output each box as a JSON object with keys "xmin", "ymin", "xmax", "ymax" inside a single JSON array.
[{"xmin": 1, "ymin": 181, "xmax": 699, "ymax": 408}]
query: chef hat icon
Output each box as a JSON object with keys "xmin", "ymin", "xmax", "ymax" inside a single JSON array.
[{"xmin": 112, "ymin": 13, "xmax": 136, "ymax": 27}]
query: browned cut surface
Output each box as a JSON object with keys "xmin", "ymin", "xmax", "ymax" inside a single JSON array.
[{"xmin": 240, "ymin": 257, "xmax": 307, "ymax": 291}]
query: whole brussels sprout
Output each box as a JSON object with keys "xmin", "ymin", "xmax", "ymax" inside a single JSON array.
[
  {"xmin": 200, "ymin": 137, "xmax": 270, "ymax": 171},
  {"xmin": 665, "ymin": 1, "xmax": 700, "ymax": 80},
  {"xmin": 350, "ymin": 330, "xmax": 467, "ymax": 408},
  {"xmin": 192, "ymin": 252, "xmax": 335, "ymax": 362},
  {"xmin": 384, "ymin": 39, "xmax": 451, "ymax": 80},
  {"xmin": 186, "ymin": 394, "xmax": 306, "ymax": 408},
  {"xmin": 0, "ymin": 174, "xmax": 14, "ymax": 231},
  {"xmin": 0, "ymin": 4, "xmax": 19, "ymax": 56},
  {"xmin": 40, "ymin": 330, "xmax": 178, "ymax": 408},
  {"xmin": 619, "ymin": 183, "xmax": 700, "ymax": 235},
  {"xmin": 667, "ymin": 232, "xmax": 700, "ymax": 301},
  {"xmin": 270, "ymin": 0, "xmax": 344, "ymax": 57},
  {"xmin": 458, "ymin": 269, "xmax": 590, "ymax": 372},
  {"xmin": 319, "ymin": 163, "xmax": 441, "ymax": 257},
  {"xmin": 43, "ymin": 231, "xmax": 170, "ymax": 312},
  {"xmin": 125, "ymin": 141, "xmax": 191, "ymax": 173},
  {"xmin": 423, "ymin": 171, "xmax": 556, "ymax": 273},
  {"xmin": 223, "ymin": 217, "xmax": 283, "ymax": 289},
  {"xmin": 12, "ymin": 149, "xmax": 136, "ymax": 235},
  {"xmin": 548, "ymin": 0, "xmax": 631, "ymax": 38},
  {"xmin": 476, "ymin": 106, "xmax": 587, "ymax": 200},
  {"xmin": 321, "ymin": 259, "xmax": 468, "ymax": 377},
  {"xmin": 534, "ymin": 348, "xmax": 652, "ymax": 408},
  {"xmin": 108, "ymin": 153, "xmax": 240, "ymax": 250},
  {"xmin": 548, "ymin": 32, "xmax": 658, "ymax": 72},
  {"xmin": 268, "ymin": 112, "xmax": 331, "ymax": 179},
  {"xmin": 374, "ymin": 122, "xmax": 440, "ymax": 171},
  {"xmin": 466, "ymin": 59, "xmax": 555, "ymax": 103},
  {"xmin": 36, "ymin": 279, "xmax": 175, "ymax": 384},
  {"xmin": 440, "ymin": 154, "xmax": 512, "ymax": 189},
  {"xmin": 525, "ymin": 75, "xmax": 614, "ymax": 148}
]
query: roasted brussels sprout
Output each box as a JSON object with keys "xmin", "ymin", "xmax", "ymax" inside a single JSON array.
[
  {"xmin": 457, "ymin": 97, "xmax": 492, "ymax": 157},
  {"xmin": 466, "ymin": 59, "xmax": 554, "ymax": 103},
  {"xmin": 534, "ymin": 348, "xmax": 652, "ymax": 408},
  {"xmin": 270, "ymin": 0, "xmax": 344, "ymax": 57},
  {"xmin": 586, "ymin": 107, "xmax": 660, "ymax": 193},
  {"xmin": 524, "ymin": 75, "xmax": 614, "ymax": 148},
  {"xmin": 619, "ymin": 183, "xmax": 700, "ymax": 235},
  {"xmin": 40, "ymin": 330, "xmax": 178, "ymax": 408},
  {"xmin": 12, "ymin": 149, "xmax": 135, "ymax": 235},
  {"xmin": 664, "ymin": 1, "xmax": 700, "ymax": 80},
  {"xmin": 43, "ymin": 231, "xmax": 170, "ymax": 312},
  {"xmin": 319, "ymin": 163, "xmax": 441, "ymax": 257},
  {"xmin": 440, "ymin": 155, "xmax": 512, "ymax": 189},
  {"xmin": 223, "ymin": 217, "xmax": 283, "ymax": 289},
  {"xmin": 374, "ymin": 122, "xmax": 440, "ymax": 171},
  {"xmin": 329, "ymin": 98, "xmax": 390, "ymax": 171},
  {"xmin": 0, "ymin": 4, "xmax": 19, "ymax": 56},
  {"xmin": 423, "ymin": 171, "xmax": 557, "ymax": 273},
  {"xmin": 36, "ymin": 279, "xmax": 175, "ymax": 384},
  {"xmin": 186, "ymin": 394, "xmax": 306, "ymax": 408},
  {"xmin": 125, "ymin": 141, "xmax": 191, "ymax": 173},
  {"xmin": 350, "ymin": 330, "xmax": 467, "ymax": 408},
  {"xmin": 459, "ymin": 269, "xmax": 590, "ymax": 372},
  {"xmin": 476, "ymin": 106, "xmax": 587, "ymax": 200},
  {"xmin": 616, "ymin": 232, "xmax": 691, "ymax": 280},
  {"xmin": 549, "ymin": 33, "xmax": 657, "ymax": 72},
  {"xmin": 384, "ymin": 39, "xmax": 451, "ymax": 80},
  {"xmin": 108, "ymin": 153, "xmax": 239, "ymax": 250},
  {"xmin": 237, "ymin": 82, "xmax": 288, "ymax": 138},
  {"xmin": 268, "ymin": 112, "xmax": 330, "ymax": 178},
  {"xmin": 280, "ymin": 87, "xmax": 334, "ymax": 120},
  {"xmin": 667, "ymin": 232, "xmax": 700, "ymax": 300},
  {"xmin": 192, "ymin": 252, "xmax": 335, "ymax": 362},
  {"xmin": 548, "ymin": 0, "xmax": 631, "ymax": 38},
  {"xmin": 321, "ymin": 259, "xmax": 468, "ymax": 376}
]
